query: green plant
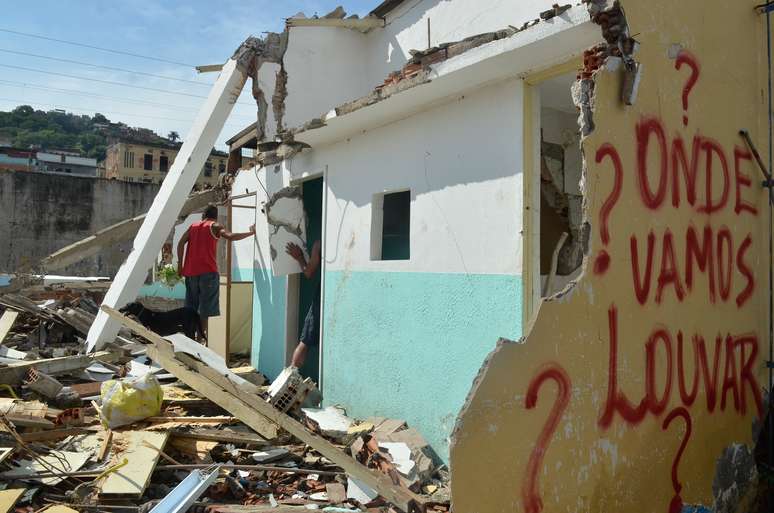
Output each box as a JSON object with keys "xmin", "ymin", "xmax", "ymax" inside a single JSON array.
[{"xmin": 157, "ymin": 264, "xmax": 181, "ymax": 289}]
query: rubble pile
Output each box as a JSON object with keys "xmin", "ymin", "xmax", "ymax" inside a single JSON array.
[{"xmin": 0, "ymin": 289, "xmax": 450, "ymax": 513}]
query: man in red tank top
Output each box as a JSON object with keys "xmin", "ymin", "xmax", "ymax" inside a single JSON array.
[{"xmin": 177, "ymin": 204, "xmax": 255, "ymax": 342}]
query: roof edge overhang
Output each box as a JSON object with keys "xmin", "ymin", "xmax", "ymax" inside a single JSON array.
[{"xmin": 289, "ymin": 6, "xmax": 599, "ymax": 150}]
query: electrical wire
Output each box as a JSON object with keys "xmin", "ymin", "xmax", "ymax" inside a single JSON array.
[
  {"xmin": 0, "ymin": 27, "xmax": 196, "ymax": 68},
  {"xmin": 766, "ymin": 2, "xmax": 774, "ymax": 469},
  {"xmin": 0, "ymin": 63, "xmax": 255, "ymax": 106},
  {"xmin": 0, "ymin": 96, "xmax": 248, "ymax": 129},
  {"xmin": 0, "ymin": 47, "xmax": 211, "ymax": 86},
  {"xmin": 0, "ymin": 79, "xmax": 256, "ymax": 119}
]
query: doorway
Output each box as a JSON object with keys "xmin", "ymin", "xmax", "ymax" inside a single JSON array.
[
  {"xmin": 295, "ymin": 176, "xmax": 323, "ymax": 382},
  {"xmin": 523, "ymin": 62, "xmax": 585, "ymax": 322}
]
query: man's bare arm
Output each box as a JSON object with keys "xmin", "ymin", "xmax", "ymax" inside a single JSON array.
[
  {"xmin": 213, "ymin": 223, "xmax": 256, "ymax": 241},
  {"xmin": 286, "ymin": 241, "xmax": 320, "ymax": 279}
]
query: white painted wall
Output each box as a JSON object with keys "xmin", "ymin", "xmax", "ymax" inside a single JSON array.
[
  {"xmin": 257, "ymin": 62, "xmax": 281, "ymax": 141},
  {"xmin": 287, "ymin": 77, "xmax": 524, "ymax": 275},
  {"xmin": 230, "ymin": 169, "xmax": 260, "ymax": 276},
  {"xmin": 365, "ymin": 0, "xmax": 564, "ymax": 89},
  {"xmin": 282, "ymin": 27, "xmax": 371, "ymax": 130},
  {"xmin": 277, "ymin": 0, "xmax": 563, "ymax": 134}
]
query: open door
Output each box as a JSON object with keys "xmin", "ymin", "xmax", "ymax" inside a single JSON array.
[{"xmin": 295, "ymin": 177, "xmax": 323, "ymax": 382}]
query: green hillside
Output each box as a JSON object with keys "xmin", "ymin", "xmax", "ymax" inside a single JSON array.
[{"xmin": 0, "ymin": 105, "xmax": 178, "ymax": 161}]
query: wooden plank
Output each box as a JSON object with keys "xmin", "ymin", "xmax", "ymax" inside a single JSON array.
[
  {"xmin": 145, "ymin": 345, "xmax": 278, "ymax": 440},
  {"xmin": 98, "ymin": 430, "xmax": 112, "ymax": 461},
  {"xmin": 0, "ymin": 310, "xmax": 19, "ymax": 344},
  {"xmin": 145, "ymin": 416, "xmax": 234, "ymax": 423},
  {"xmin": 101, "ymin": 306, "xmax": 423, "ymax": 511},
  {"xmin": 0, "ymin": 351, "xmax": 119, "ymax": 385},
  {"xmin": 100, "ymin": 430, "xmax": 169, "ymax": 496},
  {"xmin": 20, "ymin": 427, "xmax": 88, "ymax": 443},
  {"xmin": 170, "ymin": 428, "xmax": 271, "ymax": 446},
  {"xmin": 40, "ymin": 506, "xmax": 79, "ymax": 513},
  {"xmin": 0, "ymin": 489, "xmax": 25, "ymax": 513}
]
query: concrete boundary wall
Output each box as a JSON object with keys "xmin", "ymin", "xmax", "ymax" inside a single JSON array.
[{"xmin": 0, "ymin": 170, "xmax": 158, "ymax": 276}]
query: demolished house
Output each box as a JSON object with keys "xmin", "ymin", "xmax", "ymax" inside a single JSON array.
[{"xmin": 1, "ymin": 0, "xmax": 773, "ymax": 512}]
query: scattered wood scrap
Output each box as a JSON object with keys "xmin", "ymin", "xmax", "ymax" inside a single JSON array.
[
  {"xmin": 0, "ymin": 309, "xmax": 19, "ymax": 345},
  {"xmin": 0, "ymin": 287, "xmax": 448, "ymax": 513},
  {"xmin": 100, "ymin": 430, "xmax": 170, "ymax": 496},
  {"xmin": 0, "ymin": 351, "xmax": 120, "ymax": 385},
  {"xmin": 0, "ymin": 488, "xmax": 25, "ymax": 513},
  {"xmin": 104, "ymin": 305, "xmax": 426, "ymax": 512}
]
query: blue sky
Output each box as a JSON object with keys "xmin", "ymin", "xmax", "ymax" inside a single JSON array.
[{"xmin": 0, "ymin": 0, "xmax": 376, "ymax": 149}]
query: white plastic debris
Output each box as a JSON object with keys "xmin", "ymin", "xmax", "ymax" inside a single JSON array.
[
  {"xmin": 379, "ymin": 442, "xmax": 416, "ymax": 478},
  {"xmin": 346, "ymin": 477, "xmax": 377, "ymax": 505},
  {"xmin": 251, "ymin": 448, "xmax": 289, "ymax": 463}
]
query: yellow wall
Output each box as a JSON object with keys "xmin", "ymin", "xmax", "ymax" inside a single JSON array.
[
  {"xmin": 105, "ymin": 142, "xmax": 226, "ymax": 185},
  {"xmin": 451, "ymin": 1, "xmax": 768, "ymax": 512}
]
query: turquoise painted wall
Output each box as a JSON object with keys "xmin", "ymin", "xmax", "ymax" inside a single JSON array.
[
  {"xmin": 232, "ymin": 268, "xmax": 254, "ymax": 282},
  {"xmin": 251, "ymin": 267, "xmax": 286, "ymax": 379},
  {"xmin": 322, "ymin": 270, "xmax": 522, "ymax": 462},
  {"xmin": 138, "ymin": 281, "xmax": 186, "ymax": 299}
]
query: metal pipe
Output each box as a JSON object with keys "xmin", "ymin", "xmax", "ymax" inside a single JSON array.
[
  {"xmin": 156, "ymin": 464, "xmax": 343, "ymax": 475},
  {"xmin": 0, "ymin": 463, "xmax": 342, "ymax": 480},
  {"xmin": 740, "ymin": 126, "xmax": 774, "ymax": 467},
  {"xmin": 767, "ymin": 1, "xmax": 773, "ymax": 469}
]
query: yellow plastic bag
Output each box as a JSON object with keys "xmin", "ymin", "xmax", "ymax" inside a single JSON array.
[{"xmin": 99, "ymin": 374, "xmax": 162, "ymax": 429}]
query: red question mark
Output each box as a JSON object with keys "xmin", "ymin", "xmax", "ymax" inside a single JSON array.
[
  {"xmin": 522, "ymin": 363, "xmax": 571, "ymax": 513},
  {"xmin": 593, "ymin": 144, "xmax": 623, "ymax": 276},
  {"xmin": 675, "ymin": 50, "xmax": 699, "ymax": 127},
  {"xmin": 661, "ymin": 406, "xmax": 693, "ymax": 513}
]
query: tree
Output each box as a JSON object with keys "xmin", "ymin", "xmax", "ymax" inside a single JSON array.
[{"xmin": 167, "ymin": 131, "xmax": 180, "ymax": 143}]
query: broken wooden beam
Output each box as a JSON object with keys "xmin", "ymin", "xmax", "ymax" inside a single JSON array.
[
  {"xmin": 170, "ymin": 428, "xmax": 271, "ymax": 446},
  {"xmin": 0, "ymin": 351, "xmax": 120, "ymax": 385},
  {"xmin": 0, "ymin": 309, "xmax": 19, "ymax": 345},
  {"xmin": 19, "ymin": 427, "xmax": 88, "ymax": 442},
  {"xmin": 102, "ymin": 305, "xmax": 424, "ymax": 512},
  {"xmin": 145, "ymin": 344, "xmax": 278, "ymax": 440}
]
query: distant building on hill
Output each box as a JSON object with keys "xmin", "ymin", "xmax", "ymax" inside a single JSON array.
[
  {"xmin": 0, "ymin": 147, "xmax": 97, "ymax": 176},
  {"xmin": 0, "ymin": 147, "xmax": 35, "ymax": 172},
  {"xmin": 36, "ymin": 150, "xmax": 97, "ymax": 176},
  {"xmin": 103, "ymin": 141, "xmax": 236, "ymax": 186}
]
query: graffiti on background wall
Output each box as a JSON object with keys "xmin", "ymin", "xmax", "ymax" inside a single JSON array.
[{"xmin": 521, "ymin": 50, "xmax": 763, "ymax": 513}]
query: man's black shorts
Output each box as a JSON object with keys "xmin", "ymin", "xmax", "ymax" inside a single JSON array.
[{"xmin": 300, "ymin": 303, "xmax": 319, "ymax": 347}]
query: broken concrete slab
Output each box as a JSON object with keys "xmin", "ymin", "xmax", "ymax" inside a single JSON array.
[
  {"xmin": 23, "ymin": 368, "xmax": 63, "ymax": 398},
  {"xmin": 301, "ymin": 406, "xmax": 354, "ymax": 441},
  {"xmin": 325, "ymin": 483, "xmax": 346, "ymax": 504},
  {"xmin": 264, "ymin": 186, "xmax": 307, "ymax": 276}
]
